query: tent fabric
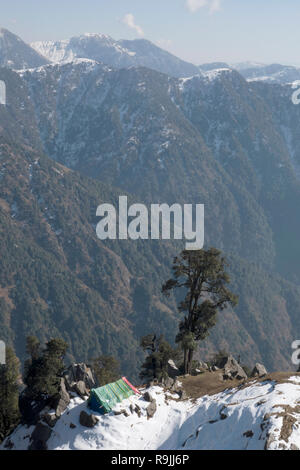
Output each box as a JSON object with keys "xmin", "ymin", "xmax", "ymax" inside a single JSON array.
[
  {"xmin": 122, "ymin": 376, "xmax": 141, "ymax": 395},
  {"xmin": 88, "ymin": 377, "xmax": 139, "ymax": 414}
]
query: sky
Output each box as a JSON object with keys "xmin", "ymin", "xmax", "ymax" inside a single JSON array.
[{"xmin": 1, "ymin": 0, "xmax": 300, "ymax": 66}]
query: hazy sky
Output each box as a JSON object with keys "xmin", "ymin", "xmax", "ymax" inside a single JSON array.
[{"xmin": 1, "ymin": 0, "xmax": 300, "ymax": 66}]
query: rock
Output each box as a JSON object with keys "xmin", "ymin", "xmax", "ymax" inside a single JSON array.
[
  {"xmin": 72, "ymin": 380, "xmax": 89, "ymax": 398},
  {"xmin": 51, "ymin": 378, "xmax": 70, "ymax": 417},
  {"xmin": 199, "ymin": 361, "xmax": 208, "ymax": 370},
  {"xmin": 63, "ymin": 363, "xmax": 96, "ymax": 392},
  {"xmin": 243, "ymin": 430, "xmax": 254, "ymax": 438},
  {"xmin": 79, "ymin": 410, "xmax": 99, "ymax": 428},
  {"xmin": 3, "ymin": 439, "xmax": 14, "ymax": 449},
  {"xmin": 178, "ymin": 390, "xmax": 188, "ymax": 400},
  {"xmin": 134, "ymin": 405, "xmax": 142, "ymax": 418},
  {"xmin": 42, "ymin": 413, "xmax": 58, "ymax": 428},
  {"xmin": 143, "ymin": 391, "xmax": 154, "ymax": 402},
  {"xmin": 147, "ymin": 379, "xmax": 158, "ymax": 388},
  {"xmin": 251, "ymin": 363, "xmax": 267, "ymax": 378},
  {"xmin": 146, "ymin": 400, "xmax": 157, "ymax": 419},
  {"xmin": 219, "ymin": 355, "xmax": 247, "ymax": 381},
  {"xmin": 129, "ymin": 404, "xmax": 134, "ymax": 414},
  {"xmin": 212, "ymin": 365, "xmax": 219, "ymax": 371},
  {"xmin": 170, "ymin": 379, "xmax": 181, "ymax": 393},
  {"xmin": 29, "ymin": 422, "xmax": 52, "ymax": 450},
  {"xmin": 113, "ymin": 409, "xmax": 129, "ymax": 417},
  {"xmin": 70, "ymin": 423, "xmax": 76, "ymax": 429},
  {"xmin": 167, "ymin": 360, "xmax": 179, "ymax": 379},
  {"xmin": 162, "ymin": 376, "xmax": 174, "ymax": 389}
]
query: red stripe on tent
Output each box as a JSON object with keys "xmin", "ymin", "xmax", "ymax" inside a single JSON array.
[{"xmin": 122, "ymin": 377, "xmax": 141, "ymax": 395}]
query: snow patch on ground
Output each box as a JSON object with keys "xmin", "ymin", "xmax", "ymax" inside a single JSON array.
[{"xmin": 3, "ymin": 378, "xmax": 300, "ymax": 450}]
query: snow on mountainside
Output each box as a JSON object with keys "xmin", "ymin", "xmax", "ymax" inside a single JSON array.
[
  {"xmin": 3, "ymin": 375, "xmax": 300, "ymax": 450},
  {"xmin": 0, "ymin": 28, "xmax": 49, "ymax": 70},
  {"xmin": 238, "ymin": 63, "xmax": 300, "ymax": 84},
  {"xmin": 31, "ymin": 33, "xmax": 200, "ymax": 77}
]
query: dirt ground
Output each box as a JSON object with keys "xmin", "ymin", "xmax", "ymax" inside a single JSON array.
[{"xmin": 180, "ymin": 371, "xmax": 300, "ymax": 400}]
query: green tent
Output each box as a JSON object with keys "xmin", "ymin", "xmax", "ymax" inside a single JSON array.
[{"xmin": 88, "ymin": 377, "xmax": 139, "ymax": 414}]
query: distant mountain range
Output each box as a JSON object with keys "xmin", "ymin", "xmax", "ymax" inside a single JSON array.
[
  {"xmin": 1, "ymin": 28, "xmax": 300, "ymax": 375},
  {"xmin": 0, "ymin": 28, "xmax": 49, "ymax": 69}
]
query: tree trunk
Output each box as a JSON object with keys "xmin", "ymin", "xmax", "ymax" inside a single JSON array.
[
  {"xmin": 183, "ymin": 349, "xmax": 188, "ymax": 375},
  {"xmin": 187, "ymin": 349, "xmax": 194, "ymax": 374}
]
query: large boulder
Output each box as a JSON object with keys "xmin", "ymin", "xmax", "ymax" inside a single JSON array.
[
  {"xmin": 79, "ymin": 410, "xmax": 99, "ymax": 428},
  {"xmin": 143, "ymin": 391, "xmax": 155, "ymax": 403},
  {"xmin": 219, "ymin": 355, "xmax": 247, "ymax": 381},
  {"xmin": 146, "ymin": 400, "xmax": 157, "ymax": 419},
  {"xmin": 63, "ymin": 363, "xmax": 96, "ymax": 392},
  {"xmin": 29, "ymin": 422, "xmax": 52, "ymax": 450},
  {"xmin": 161, "ymin": 376, "xmax": 174, "ymax": 389},
  {"xmin": 51, "ymin": 378, "xmax": 70, "ymax": 417},
  {"xmin": 167, "ymin": 360, "xmax": 179, "ymax": 379},
  {"xmin": 42, "ymin": 412, "xmax": 58, "ymax": 428},
  {"xmin": 251, "ymin": 363, "xmax": 267, "ymax": 378},
  {"xmin": 73, "ymin": 380, "xmax": 89, "ymax": 398}
]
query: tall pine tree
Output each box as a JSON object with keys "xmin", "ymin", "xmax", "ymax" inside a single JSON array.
[{"xmin": 162, "ymin": 248, "xmax": 238, "ymax": 374}]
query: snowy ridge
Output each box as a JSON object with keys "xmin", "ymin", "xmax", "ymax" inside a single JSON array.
[{"xmin": 3, "ymin": 376, "xmax": 300, "ymax": 450}]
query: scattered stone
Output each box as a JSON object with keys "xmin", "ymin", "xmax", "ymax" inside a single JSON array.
[
  {"xmin": 212, "ymin": 366, "xmax": 219, "ymax": 371},
  {"xmin": 51, "ymin": 378, "xmax": 70, "ymax": 418},
  {"xmin": 218, "ymin": 355, "xmax": 247, "ymax": 381},
  {"xmin": 79, "ymin": 410, "xmax": 99, "ymax": 428},
  {"xmin": 170, "ymin": 379, "xmax": 181, "ymax": 393},
  {"xmin": 162, "ymin": 376, "xmax": 174, "ymax": 389},
  {"xmin": 72, "ymin": 380, "xmax": 89, "ymax": 398},
  {"xmin": 251, "ymin": 363, "xmax": 267, "ymax": 378},
  {"xmin": 42, "ymin": 413, "xmax": 58, "ymax": 428},
  {"xmin": 243, "ymin": 430, "xmax": 254, "ymax": 438},
  {"xmin": 134, "ymin": 405, "xmax": 142, "ymax": 418},
  {"xmin": 147, "ymin": 379, "xmax": 158, "ymax": 388},
  {"xmin": 3, "ymin": 439, "xmax": 14, "ymax": 449},
  {"xmin": 70, "ymin": 423, "xmax": 76, "ymax": 429},
  {"xmin": 29, "ymin": 422, "xmax": 52, "ymax": 450},
  {"xmin": 63, "ymin": 363, "xmax": 96, "ymax": 392},
  {"xmin": 200, "ymin": 362, "xmax": 208, "ymax": 370},
  {"xmin": 143, "ymin": 391, "xmax": 154, "ymax": 402},
  {"xmin": 178, "ymin": 390, "xmax": 188, "ymax": 400},
  {"xmin": 129, "ymin": 404, "xmax": 134, "ymax": 414},
  {"xmin": 147, "ymin": 400, "xmax": 157, "ymax": 419}
]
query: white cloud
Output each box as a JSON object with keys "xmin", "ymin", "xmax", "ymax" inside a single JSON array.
[
  {"xmin": 186, "ymin": 0, "xmax": 222, "ymax": 14},
  {"xmin": 122, "ymin": 13, "xmax": 144, "ymax": 37}
]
